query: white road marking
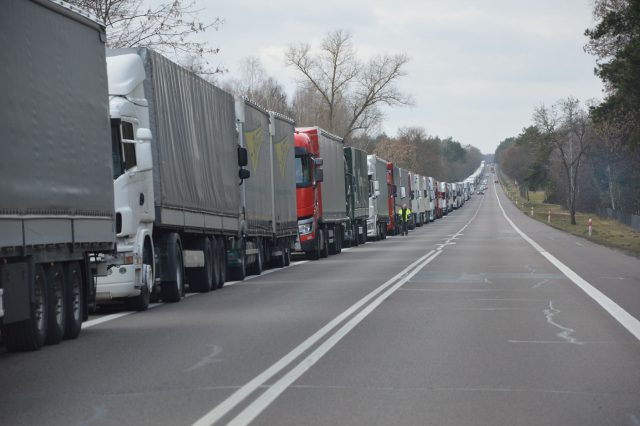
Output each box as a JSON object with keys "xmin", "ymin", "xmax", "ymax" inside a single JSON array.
[
  {"xmin": 84, "ymin": 262, "xmax": 310, "ymax": 327},
  {"xmin": 494, "ymin": 181, "xmax": 640, "ymax": 342},
  {"xmin": 193, "ymin": 194, "xmax": 486, "ymax": 426}
]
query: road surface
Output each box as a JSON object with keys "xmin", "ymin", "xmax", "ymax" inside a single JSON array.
[{"xmin": 1, "ymin": 180, "xmax": 638, "ymax": 426}]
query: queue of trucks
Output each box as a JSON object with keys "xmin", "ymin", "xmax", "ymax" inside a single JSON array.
[{"xmin": 0, "ymin": 0, "xmax": 485, "ymax": 352}]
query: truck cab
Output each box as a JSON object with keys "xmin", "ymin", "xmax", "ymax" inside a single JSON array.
[
  {"xmin": 98, "ymin": 52, "xmax": 155, "ymax": 310},
  {"xmin": 294, "ymin": 132, "xmax": 324, "ymax": 259}
]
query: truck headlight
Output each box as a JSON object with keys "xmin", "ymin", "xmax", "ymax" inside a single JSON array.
[{"xmin": 298, "ymin": 222, "xmax": 313, "ymax": 235}]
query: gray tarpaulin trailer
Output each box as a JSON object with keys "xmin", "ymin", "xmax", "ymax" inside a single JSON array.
[
  {"xmin": 344, "ymin": 147, "xmax": 369, "ymax": 246},
  {"xmin": 107, "ymin": 47, "xmax": 245, "ymax": 297},
  {"xmin": 236, "ymin": 98, "xmax": 297, "ymax": 273},
  {"xmin": 0, "ymin": 0, "xmax": 115, "ymax": 351}
]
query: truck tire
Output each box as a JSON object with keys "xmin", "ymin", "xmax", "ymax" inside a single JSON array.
[
  {"xmin": 229, "ymin": 239, "xmax": 247, "ymax": 281},
  {"xmin": 329, "ymin": 226, "xmax": 338, "ymax": 255},
  {"xmin": 358, "ymin": 221, "xmax": 366, "ymax": 245},
  {"xmin": 188, "ymin": 237, "xmax": 214, "ymax": 293},
  {"xmin": 161, "ymin": 234, "xmax": 184, "ymax": 303},
  {"xmin": 216, "ymin": 236, "xmax": 227, "ymax": 288},
  {"xmin": 306, "ymin": 231, "xmax": 321, "ymax": 260},
  {"xmin": 274, "ymin": 240, "xmax": 286, "ymax": 268},
  {"xmin": 320, "ymin": 227, "xmax": 329, "ymax": 258},
  {"xmin": 2, "ymin": 264, "xmax": 49, "ymax": 351},
  {"xmin": 284, "ymin": 244, "xmax": 291, "ymax": 266},
  {"xmin": 63, "ymin": 261, "xmax": 83, "ymax": 339},
  {"xmin": 45, "ymin": 264, "xmax": 66, "ymax": 345},
  {"xmin": 248, "ymin": 240, "xmax": 263, "ymax": 276}
]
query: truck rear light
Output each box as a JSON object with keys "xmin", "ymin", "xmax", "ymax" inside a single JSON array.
[{"xmin": 124, "ymin": 254, "xmax": 134, "ymax": 264}]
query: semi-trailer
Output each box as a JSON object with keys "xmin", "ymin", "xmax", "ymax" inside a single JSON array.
[
  {"xmin": 343, "ymin": 147, "xmax": 369, "ymax": 246},
  {"xmin": 411, "ymin": 173, "xmax": 428, "ymax": 227},
  {"xmin": 1, "ymin": 0, "xmax": 115, "ymax": 350},
  {"xmin": 426, "ymin": 176, "xmax": 437, "ymax": 222},
  {"xmin": 294, "ymin": 127, "xmax": 347, "ymax": 259},
  {"xmin": 366, "ymin": 155, "xmax": 390, "ymax": 240},
  {"xmin": 98, "ymin": 48, "xmax": 298, "ymax": 308},
  {"xmin": 235, "ymin": 99, "xmax": 298, "ymax": 275}
]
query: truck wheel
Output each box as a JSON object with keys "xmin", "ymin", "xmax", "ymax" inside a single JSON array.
[
  {"xmin": 284, "ymin": 244, "xmax": 291, "ymax": 266},
  {"xmin": 306, "ymin": 231, "xmax": 321, "ymax": 260},
  {"xmin": 162, "ymin": 235, "xmax": 184, "ymax": 303},
  {"xmin": 45, "ymin": 264, "xmax": 66, "ymax": 345},
  {"xmin": 2, "ymin": 264, "xmax": 48, "ymax": 351},
  {"xmin": 248, "ymin": 240, "xmax": 263, "ymax": 276},
  {"xmin": 320, "ymin": 227, "xmax": 329, "ymax": 258},
  {"xmin": 274, "ymin": 240, "xmax": 286, "ymax": 268},
  {"xmin": 229, "ymin": 239, "xmax": 247, "ymax": 281},
  {"xmin": 328, "ymin": 226, "xmax": 338, "ymax": 255},
  {"xmin": 358, "ymin": 222, "xmax": 366, "ymax": 245},
  {"xmin": 216, "ymin": 236, "xmax": 227, "ymax": 288},
  {"xmin": 188, "ymin": 237, "xmax": 214, "ymax": 293},
  {"xmin": 63, "ymin": 261, "xmax": 83, "ymax": 339}
]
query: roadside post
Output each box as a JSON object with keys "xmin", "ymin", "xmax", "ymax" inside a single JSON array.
[
  {"xmin": 531, "ymin": 207, "xmax": 534, "ymax": 217},
  {"xmin": 548, "ymin": 209, "xmax": 551, "ymax": 223},
  {"xmin": 588, "ymin": 217, "xmax": 593, "ymax": 237}
]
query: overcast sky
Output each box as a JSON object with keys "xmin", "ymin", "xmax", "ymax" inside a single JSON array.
[{"xmin": 201, "ymin": 0, "xmax": 603, "ymax": 154}]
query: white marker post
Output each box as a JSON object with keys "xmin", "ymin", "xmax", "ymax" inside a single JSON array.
[
  {"xmin": 531, "ymin": 207, "xmax": 534, "ymax": 217},
  {"xmin": 588, "ymin": 217, "xmax": 593, "ymax": 237},
  {"xmin": 548, "ymin": 209, "xmax": 551, "ymax": 223}
]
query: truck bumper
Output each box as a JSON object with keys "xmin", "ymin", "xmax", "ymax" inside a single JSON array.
[
  {"xmin": 366, "ymin": 219, "xmax": 377, "ymax": 237},
  {"xmin": 96, "ymin": 264, "xmax": 140, "ymax": 301}
]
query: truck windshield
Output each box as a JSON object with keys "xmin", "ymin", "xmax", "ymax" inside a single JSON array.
[
  {"xmin": 295, "ymin": 155, "xmax": 313, "ymax": 188},
  {"xmin": 111, "ymin": 119, "xmax": 125, "ymax": 179}
]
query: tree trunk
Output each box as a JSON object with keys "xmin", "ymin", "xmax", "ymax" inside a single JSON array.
[{"xmin": 606, "ymin": 163, "xmax": 616, "ymax": 211}]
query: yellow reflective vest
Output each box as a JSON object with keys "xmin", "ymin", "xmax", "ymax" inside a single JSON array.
[{"xmin": 397, "ymin": 207, "xmax": 412, "ymax": 221}]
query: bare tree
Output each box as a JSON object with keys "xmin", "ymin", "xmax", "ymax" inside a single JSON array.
[
  {"xmin": 286, "ymin": 30, "xmax": 412, "ymax": 141},
  {"xmin": 224, "ymin": 57, "xmax": 292, "ymax": 115},
  {"xmin": 69, "ymin": 0, "xmax": 223, "ymax": 75},
  {"xmin": 534, "ymin": 98, "xmax": 594, "ymax": 225}
]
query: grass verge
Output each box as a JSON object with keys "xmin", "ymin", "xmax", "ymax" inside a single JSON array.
[{"xmin": 497, "ymin": 170, "xmax": 640, "ymax": 257}]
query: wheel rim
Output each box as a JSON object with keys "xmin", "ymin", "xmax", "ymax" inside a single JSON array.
[{"xmin": 176, "ymin": 254, "xmax": 183, "ymax": 294}]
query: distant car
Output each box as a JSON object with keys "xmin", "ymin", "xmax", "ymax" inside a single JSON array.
[{"xmin": 494, "ymin": 179, "xmax": 499, "ymax": 183}]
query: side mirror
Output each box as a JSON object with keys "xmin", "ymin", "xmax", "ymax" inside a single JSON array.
[
  {"xmin": 373, "ymin": 180, "xmax": 380, "ymax": 192},
  {"xmin": 392, "ymin": 185, "xmax": 397, "ymax": 197},
  {"xmin": 239, "ymin": 168, "xmax": 250, "ymax": 180},
  {"xmin": 238, "ymin": 146, "xmax": 248, "ymax": 167},
  {"xmin": 400, "ymin": 187, "xmax": 406, "ymax": 199},
  {"xmin": 135, "ymin": 142, "xmax": 153, "ymax": 173},
  {"xmin": 314, "ymin": 157, "xmax": 323, "ymax": 167},
  {"xmin": 315, "ymin": 168, "xmax": 324, "ymax": 183},
  {"xmin": 351, "ymin": 176, "xmax": 357, "ymax": 187}
]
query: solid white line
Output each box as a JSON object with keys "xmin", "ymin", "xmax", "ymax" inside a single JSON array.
[
  {"xmin": 193, "ymin": 194, "xmax": 486, "ymax": 426},
  {"xmin": 227, "ymin": 250, "xmax": 443, "ymax": 426},
  {"xmin": 82, "ymin": 312, "xmax": 134, "ymax": 329},
  {"xmin": 493, "ymin": 181, "xmax": 640, "ymax": 341},
  {"xmin": 191, "ymin": 249, "xmax": 436, "ymax": 426},
  {"xmin": 85, "ymin": 262, "xmax": 310, "ymax": 327}
]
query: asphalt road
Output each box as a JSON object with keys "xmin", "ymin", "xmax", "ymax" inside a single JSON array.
[{"xmin": 1, "ymin": 179, "xmax": 638, "ymax": 426}]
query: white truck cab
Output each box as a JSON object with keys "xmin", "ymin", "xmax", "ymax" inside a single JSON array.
[{"xmin": 97, "ymin": 53, "xmax": 155, "ymax": 310}]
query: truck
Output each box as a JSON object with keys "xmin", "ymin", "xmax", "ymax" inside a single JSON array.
[
  {"xmin": 411, "ymin": 173, "xmax": 428, "ymax": 227},
  {"xmin": 97, "ymin": 47, "xmax": 252, "ymax": 308},
  {"xmin": 343, "ymin": 147, "xmax": 369, "ymax": 246},
  {"xmin": 366, "ymin": 155, "xmax": 390, "ymax": 240},
  {"xmin": 1, "ymin": 0, "xmax": 115, "ymax": 350},
  {"xmin": 426, "ymin": 176, "xmax": 437, "ymax": 222},
  {"xmin": 235, "ymin": 99, "xmax": 298, "ymax": 274},
  {"xmin": 294, "ymin": 127, "xmax": 347, "ymax": 259},
  {"xmin": 386, "ymin": 162, "xmax": 397, "ymax": 235}
]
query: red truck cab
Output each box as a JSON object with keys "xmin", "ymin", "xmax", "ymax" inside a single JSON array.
[{"xmin": 294, "ymin": 130, "xmax": 325, "ymax": 258}]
